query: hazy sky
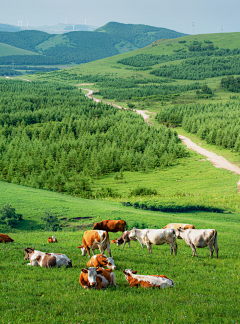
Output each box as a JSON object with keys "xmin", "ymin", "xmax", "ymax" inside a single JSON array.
[{"xmin": 1, "ymin": 0, "xmax": 240, "ymax": 35}]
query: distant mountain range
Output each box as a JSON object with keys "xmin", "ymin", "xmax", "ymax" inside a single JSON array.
[{"xmin": 0, "ymin": 22, "xmax": 188, "ymax": 66}]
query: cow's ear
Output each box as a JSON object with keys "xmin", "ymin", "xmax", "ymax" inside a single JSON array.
[
  {"xmin": 77, "ymin": 245, "xmax": 83, "ymax": 249},
  {"xmin": 123, "ymin": 270, "xmax": 126, "ymax": 274},
  {"xmin": 132, "ymin": 271, "xmax": 138, "ymax": 274},
  {"xmin": 81, "ymin": 269, "xmax": 88, "ymax": 273},
  {"xmin": 96, "ymin": 269, "xmax": 103, "ymax": 274}
]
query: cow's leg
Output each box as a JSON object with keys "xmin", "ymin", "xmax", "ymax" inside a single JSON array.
[
  {"xmin": 110, "ymin": 272, "xmax": 117, "ymax": 286},
  {"xmin": 189, "ymin": 243, "xmax": 198, "ymax": 257},
  {"xmin": 122, "ymin": 241, "xmax": 126, "ymax": 249},
  {"xmin": 146, "ymin": 242, "xmax": 152, "ymax": 254},
  {"xmin": 86, "ymin": 246, "xmax": 91, "ymax": 258},
  {"xmin": 106, "ymin": 242, "xmax": 111, "ymax": 257},
  {"xmin": 214, "ymin": 240, "xmax": 219, "ymax": 259}
]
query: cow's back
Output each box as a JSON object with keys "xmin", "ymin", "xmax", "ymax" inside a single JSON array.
[{"xmin": 162, "ymin": 223, "xmax": 195, "ymax": 230}]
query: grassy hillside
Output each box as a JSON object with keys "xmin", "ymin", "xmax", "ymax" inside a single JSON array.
[
  {"xmin": 0, "ymin": 180, "xmax": 239, "ymax": 323},
  {"xmin": 0, "ymin": 42, "xmax": 38, "ymax": 57}
]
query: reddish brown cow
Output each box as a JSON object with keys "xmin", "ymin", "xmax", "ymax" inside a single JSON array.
[
  {"xmin": 93, "ymin": 220, "xmax": 126, "ymax": 233},
  {"xmin": 47, "ymin": 235, "xmax": 58, "ymax": 243},
  {"xmin": 162, "ymin": 223, "xmax": 195, "ymax": 231},
  {"xmin": 0, "ymin": 234, "xmax": 14, "ymax": 243},
  {"xmin": 79, "ymin": 267, "xmax": 116, "ymax": 290},
  {"xmin": 77, "ymin": 230, "xmax": 111, "ymax": 258},
  {"xmin": 123, "ymin": 269, "xmax": 175, "ymax": 289}
]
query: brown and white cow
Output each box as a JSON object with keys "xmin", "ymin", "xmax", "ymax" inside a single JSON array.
[
  {"xmin": 123, "ymin": 269, "xmax": 175, "ymax": 289},
  {"xmin": 129, "ymin": 227, "xmax": 177, "ymax": 255},
  {"xmin": 0, "ymin": 234, "xmax": 14, "ymax": 243},
  {"xmin": 47, "ymin": 235, "xmax": 58, "ymax": 243},
  {"xmin": 176, "ymin": 228, "xmax": 219, "ymax": 258},
  {"xmin": 93, "ymin": 220, "xmax": 126, "ymax": 233},
  {"xmin": 87, "ymin": 254, "xmax": 117, "ymax": 270},
  {"xmin": 111, "ymin": 231, "xmax": 143, "ymax": 249},
  {"xmin": 24, "ymin": 248, "xmax": 72, "ymax": 268},
  {"xmin": 162, "ymin": 223, "xmax": 195, "ymax": 231},
  {"xmin": 79, "ymin": 267, "xmax": 116, "ymax": 290},
  {"xmin": 77, "ymin": 230, "xmax": 111, "ymax": 258}
]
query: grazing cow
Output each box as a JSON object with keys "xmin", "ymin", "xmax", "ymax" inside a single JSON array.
[
  {"xmin": 47, "ymin": 235, "xmax": 58, "ymax": 243},
  {"xmin": 123, "ymin": 269, "xmax": 174, "ymax": 289},
  {"xmin": 93, "ymin": 220, "xmax": 126, "ymax": 233},
  {"xmin": 176, "ymin": 228, "xmax": 218, "ymax": 258},
  {"xmin": 0, "ymin": 234, "xmax": 14, "ymax": 243},
  {"xmin": 79, "ymin": 267, "xmax": 116, "ymax": 290},
  {"xmin": 87, "ymin": 254, "xmax": 117, "ymax": 270},
  {"xmin": 77, "ymin": 230, "xmax": 111, "ymax": 258},
  {"xmin": 162, "ymin": 223, "xmax": 195, "ymax": 231},
  {"xmin": 24, "ymin": 248, "xmax": 72, "ymax": 268},
  {"xmin": 111, "ymin": 231, "xmax": 143, "ymax": 249},
  {"xmin": 129, "ymin": 227, "xmax": 177, "ymax": 255}
]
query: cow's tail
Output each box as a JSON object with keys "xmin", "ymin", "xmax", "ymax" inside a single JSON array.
[{"xmin": 97, "ymin": 232, "xmax": 108, "ymax": 247}]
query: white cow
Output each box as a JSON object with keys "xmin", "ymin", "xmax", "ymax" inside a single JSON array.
[
  {"xmin": 176, "ymin": 228, "xmax": 218, "ymax": 258},
  {"xmin": 129, "ymin": 228, "xmax": 177, "ymax": 255}
]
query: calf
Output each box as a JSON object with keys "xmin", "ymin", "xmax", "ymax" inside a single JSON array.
[
  {"xmin": 162, "ymin": 223, "xmax": 195, "ymax": 231},
  {"xmin": 93, "ymin": 219, "xmax": 126, "ymax": 233},
  {"xmin": 111, "ymin": 231, "xmax": 143, "ymax": 249},
  {"xmin": 0, "ymin": 234, "xmax": 14, "ymax": 243},
  {"xmin": 47, "ymin": 235, "xmax": 58, "ymax": 243},
  {"xmin": 79, "ymin": 267, "xmax": 116, "ymax": 290},
  {"xmin": 87, "ymin": 254, "xmax": 117, "ymax": 270},
  {"xmin": 129, "ymin": 227, "xmax": 177, "ymax": 255},
  {"xmin": 176, "ymin": 228, "xmax": 218, "ymax": 258},
  {"xmin": 77, "ymin": 230, "xmax": 111, "ymax": 258},
  {"xmin": 24, "ymin": 248, "xmax": 72, "ymax": 268},
  {"xmin": 123, "ymin": 269, "xmax": 174, "ymax": 289}
]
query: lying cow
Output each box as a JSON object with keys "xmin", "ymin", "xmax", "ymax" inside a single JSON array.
[
  {"xmin": 24, "ymin": 247, "xmax": 72, "ymax": 268},
  {"xmin": 111, "ymin": 231, "xmax": 143, "ymax": 249},
  {"xmin": 162, "ymin": 223, "xmax": 195, "ymax": 231},
  {"xmin": 47, "ymin": 235, "xmax": 58, "ymax": 243},
  {"xmin": 176, "ymin": 228, "xmax": 219, "ymax": 258},
  {"xmin": 87, "ymin": 254, "xmax": 117, "ymax": 270},
  {"xmin": 77, "ymin": 230, "xmax": 111, "ymax": 258},
  {"xmin": 129, "ymin": 227, "xmax": 177, "ymax": 255},
  {"xmin": 93, "ymin": 219, "xmax": 126, "ymax": 233},
  {"xmin": 79, "ymin": 267, "xmax": 116, "ymax": 290},
  {"xmin": 123, "ymin": 269, "xmax": 175, "ymax": 289},
  {"xmin": 0, "ymin": 234, "xmax": 14, "ymax": 243}
]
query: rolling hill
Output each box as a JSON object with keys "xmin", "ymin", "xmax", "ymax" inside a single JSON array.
[{"xmin": 0, "ymin": 22, "xmax": 188, "ymax": 68}]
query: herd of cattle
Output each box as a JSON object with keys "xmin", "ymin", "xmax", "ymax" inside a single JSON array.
[{"xmin": 0, "ymin": 219, "xmax": 218, "ymax": 290}]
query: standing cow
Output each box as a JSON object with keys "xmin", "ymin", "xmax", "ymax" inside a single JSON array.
[
  {"xmin": 111, "ymin": 231, "xmax": 144, "ymax": 249},
  {"xmin": 162, "ymin": 223, "xmax": 195, "ymax": 231},
  {"xmin": 176, "ymin": 227, "xmax": 218, "ymax": 258},
  {"xmin": 77, "ymin": 230, "xmax": 111, "ymax": 258},
  {"xmin": 0, "ymin": 234, "xmax": 14, "ymax": 243},
  {"xmin": 93, "ymin": 220, "xmax": 126, "ymax": 233},
  {"xmin": 129, "ymin": 228, "xmax": 177, "ymax": 255}
]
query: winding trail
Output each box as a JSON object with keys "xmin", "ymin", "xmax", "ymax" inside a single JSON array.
[{"xmin": 83, "ymin": 88, "xmax": 240, "ymax": 190}]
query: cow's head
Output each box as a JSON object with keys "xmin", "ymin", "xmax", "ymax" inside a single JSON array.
[
  {"xmin": 101, "ymin": 256, "xmax": 117, "ymax": 270},
  {"xmin": 93, "ymin": 223, "xmax": 99, "ymax": 230},
  {"xmin": 77, "ymin": 245, "xmax": 87, "ymax": 256},
  {"xmin": 123, "ymin": 269, "xmax": 138, "ymax": 277},
  {"xmin": 116, "ymin": 237, "xmax": 124, "ymax": 246},
  {"xmin": 81, "ymin": 267, "xmax": 103, "ymax": 288},
  {"xmin": 24, "ymin": 247, "xmax": 35, "ymax": 260},
  {"xmin": 129, "ymin": 228, "xmax": 137, "ymax": 239},
  {"xmin": 176, "ymin": 227, "xmax": 184, "ymax": 239},
  {"xmin": 111, "ymin": 239, "xmax": 117, "ymax": 244}
]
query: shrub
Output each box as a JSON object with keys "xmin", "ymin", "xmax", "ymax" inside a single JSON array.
[
  {"xmin": 0, "ymin": 204, "xmax": 22, "ymax": 227},
  {"xmin": 129, "ymin": 187, "xmax": 157, "ymax": 197},
  {"xmin": 41, "ymin": 210, "xmax": 60, "ymax": 231}
]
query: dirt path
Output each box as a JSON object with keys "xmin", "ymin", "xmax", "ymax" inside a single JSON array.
[{"xmin": 83, "ymin": 88, "xmax": 240, "ymax": 189}]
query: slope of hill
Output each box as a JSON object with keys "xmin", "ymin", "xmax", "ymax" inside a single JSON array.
[
  {"xmin": 96, "ymin": 21, "xmax": 188, "ymax": 48},
  {"xmin": 0, "ymin": 22, "xmax": 188, "ymax": 66},
  {"xmin": 0, "ymin": 23, "xmax": 21, "ymax": 32},
  {"xmin": 0, "ymin": 42, "xmax": 38, "ymax": 57}
]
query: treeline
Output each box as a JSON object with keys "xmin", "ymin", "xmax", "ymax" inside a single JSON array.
[
  {"xmin": 221, "ymin": 76, "xmax": 240, "ymax": 92},
  {"xmin": 0, "ymin": 55, "xmax": 65, "ymax": 65},
  {"xmin": 0, "ymin": 80, "xmax": 186, "ymax": 197},
  {"xmin": 0, "ymin": 30, "xmax": 52, "ymax": 52},
  {"xmin": 97, "ymin": 83, "xmax": 201, "ymax": 100},
  {"xmin": 150, "ymin": 56, "xmax": 240, "ymax": 80},
  {"xmin": 118, "ymin": 48, "xmax": 240, "ymax": 68},
  {"xmin": 156, "ymin": 101, "xmax": 240, "ymax": 153},
  {"xmin": 0, "ymin": 66, "xmax": 59, "ymax": 76}
]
